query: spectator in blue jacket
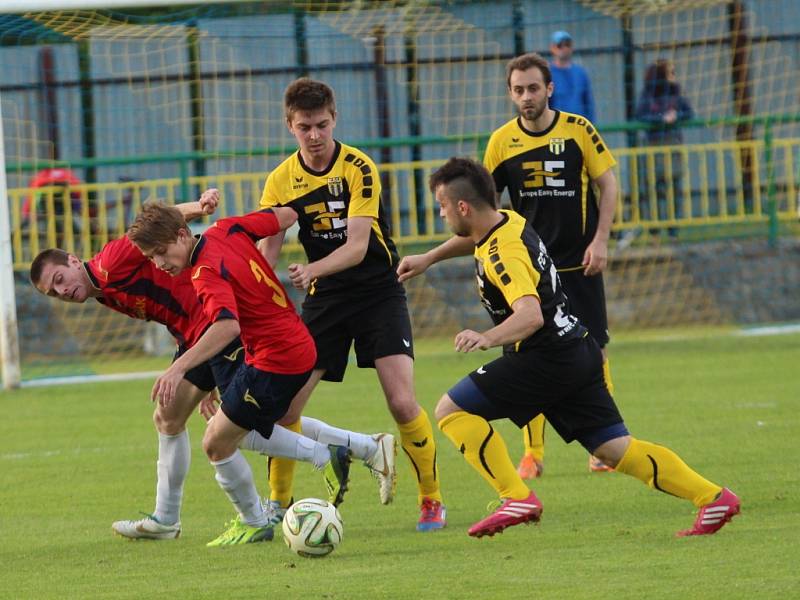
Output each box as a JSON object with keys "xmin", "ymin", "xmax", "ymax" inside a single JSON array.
[
  {"xmin": 548, "ymin": 30, "xmax": 596, "ymax": 123},
  {"xmin": 635, "ymin": 59, "xmax": 694, "ymax": 238}
]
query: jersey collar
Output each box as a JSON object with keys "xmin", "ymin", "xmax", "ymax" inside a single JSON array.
[
  {"xmin": 297, "ymin": 140, "xmax": 342, "ymax": 177},
  {"xmin": 516, "ymin": 110, "xmax": 560, "ymax": 138},
  {"xmin": 189, "ymin": 234, "xmax": 205, "ymax": 267},
  {"xmin": 475, "ymin": 211, "xmax": 509, "ymax": 248},
  {"xmin": 83, "ymin": 261, "xmax": 104, "ymax": 299}
]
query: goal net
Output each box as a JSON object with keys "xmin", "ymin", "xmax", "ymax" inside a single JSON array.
[{"xmin": 1, "ymin": 0, "xmax": 798, "ymax": 385}]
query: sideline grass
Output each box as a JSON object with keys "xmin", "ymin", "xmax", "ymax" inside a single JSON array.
[{"xmin": 1, "ymin": 332, "xmax": 798, "ymax": 599}]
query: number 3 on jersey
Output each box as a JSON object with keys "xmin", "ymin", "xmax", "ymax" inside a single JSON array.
[
  {"xmin": 249, "ymin": 259, "xmax": 288, "ymax": 308},
  {"xmin": 305, "ymin": 200, "xmax": 346, "ymax": 231}
]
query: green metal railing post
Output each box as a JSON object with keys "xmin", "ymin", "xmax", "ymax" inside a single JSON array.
[
  {"xmin": 179, "ymin": 159, "xmax": 190, "ymax": 203},
  {"xmin": 763, "ymin": 117, "xmax": 778, "ymax": 246}
]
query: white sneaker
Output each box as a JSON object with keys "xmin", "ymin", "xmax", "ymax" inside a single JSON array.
[
  {"xmin": 112, "ymin": 515, "xmax": 181, "ymax": 540},
  {"xmin": 262, "ymin": 499, "xmax": 288, "ymax": 528},
  {"xmin": 364, "ymin": 433, "xmax": 397, "ymax": 505}
]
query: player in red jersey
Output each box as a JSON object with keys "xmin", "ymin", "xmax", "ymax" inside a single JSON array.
[
  {"xmin": 30, "ymin": 198, "xmax": 237, "ymax": 540},
  {"xmin": 128, "ymin": 198, "xmax": 389, "ymax": 546}
]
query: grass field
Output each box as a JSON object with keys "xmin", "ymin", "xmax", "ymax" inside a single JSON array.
[{"xmin": 1, "ymin": 331, "xmax": 798, "ymax": 599}]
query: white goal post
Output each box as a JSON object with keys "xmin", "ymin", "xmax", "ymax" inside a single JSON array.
[{"xmin": 0, "ymin": 97, "xmax": 21, "ymax": 389}]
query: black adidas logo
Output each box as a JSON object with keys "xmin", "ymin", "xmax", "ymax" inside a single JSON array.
[{"xmin": 412, "ymin": 438, "xmax": 428, "ymax": 448}]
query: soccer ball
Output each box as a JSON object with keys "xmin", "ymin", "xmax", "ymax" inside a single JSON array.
[{"xmin": 281, "ymin": 498, "xmax": 343, "ymax": 558}]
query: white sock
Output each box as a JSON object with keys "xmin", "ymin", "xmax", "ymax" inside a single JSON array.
[
  {"xmin": 153, "ymin": 430, "xmax": 190, "ymax": 525},
  {"xmin": 210, "ymin": 450, "xmax": 267, "ymax": 527},
  {"xmin": 301, "ymin": 416, "xmax": 378, "ymax": 461},
  {"xmin": 240, "ymin": 426, "xmax": 330, "ymax": 469}
]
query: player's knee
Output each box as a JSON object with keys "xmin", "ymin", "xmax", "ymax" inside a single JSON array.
[
  {"xmin": 386, "ymin": 394, "xmax": 418, "ymax": 423},
  {"xmin": 591, "ymin": 435, "xmax": 630, "ymax": 467},
  {"xmin": 202, "ymin": 430, "xmax": 226, "ymax": 462},
  {"xmin": 434, "ymin": 394, "xmax": 458, "ymax": 422},
  {"xmin": 153, "ymin": 405, "xmax": 187, "ymax": 436}
]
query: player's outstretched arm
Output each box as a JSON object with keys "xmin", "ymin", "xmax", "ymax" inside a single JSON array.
[
  {"xmin": 397, "ymin": 235, "xmax": 474, "ymax": 283},
  {"xmin": 175, "ymin": 187, "xmax": 219, "ymax": 222},
  {"xmin": 151, "ymin": 318, "xmax": 240, "ymax": 407}
]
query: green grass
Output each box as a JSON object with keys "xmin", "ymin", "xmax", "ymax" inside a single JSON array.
[{"xmin": 1, "ymin": 331, "xmax": 799, "ymax": 599}]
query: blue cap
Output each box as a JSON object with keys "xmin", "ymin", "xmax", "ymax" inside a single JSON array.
[{"xmin": 551, "ymin": 30, "xmax": 573, "ymax": 45}]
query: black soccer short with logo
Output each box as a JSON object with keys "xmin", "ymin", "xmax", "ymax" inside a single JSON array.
[{"xmin": 301, "ymin": 288, "xmax": 414, "ymax": 383}]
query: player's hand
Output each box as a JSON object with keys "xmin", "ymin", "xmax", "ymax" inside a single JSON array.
[
  {"xmin": 663, "ymin": 108, "xmax": 678, "ymax": 124},
  {"xmin": 288, "ymin": 263, "xmax": 314, "ymax": 290},
  {"xmin": 454, "ymin": 329, "xmax": 491, "ymax": 353},
  {"xmin": 582, "ymin": 238, "xmax": 608, "ymax": 276},
  {"xmin": 199, "ymin": 188, "xmax": 219, "ymax": 214},
  {"xmin": 151, "ymin": 364, "xmax": 186, "ymax": 408},
  {"xmin": 199, "ymin": 389, "xmax": 221, "ymax": 422},
  {"xmin": 397, "ymin": 254, "xmax": 432, "ymax": 283}
]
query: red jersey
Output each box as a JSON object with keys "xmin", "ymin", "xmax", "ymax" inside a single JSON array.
[
  {"xmin": 189, "ymin": 210, "xmax": 316, "ymax": 374},
  {"xmin": 85, "ymin": 236, "xmax": 209, "ymax": 348}
]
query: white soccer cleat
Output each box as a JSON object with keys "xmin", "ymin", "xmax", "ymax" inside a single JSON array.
[
  {"xmin": 112, "ymin": 515, "xmax": 181, "ymax": 540},
  {"xmin": 364, "ymin": 433, "xmax": 397, "ymax": 505}
]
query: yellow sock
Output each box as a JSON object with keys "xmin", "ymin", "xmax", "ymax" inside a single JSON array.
[
  {"xmin": 522, "ymin": 414, "xmax": 545, "ymax": 462},
  {"xmin": 269, "ymin": 418, "xmax": 302, "ymax": 507},
  {"xmin": 603, "ymin": 358, "xmax": 615, "ymax": 395},
  {"xmin": 439, "ymin": 411, "xmax": 530, "ymax": 501},
  {"xmin": 397, "ymin": 409, "xmax": 441, "ymax": 504},
  {"xmin": 615, "ymin": 438, "xmax": 722, "ymax": 507}
]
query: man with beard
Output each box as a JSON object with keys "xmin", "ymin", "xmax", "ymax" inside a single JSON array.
[
  {"xmin": 487, "ymin": 52, "xmax": 619, "ymax": 477},
  {"xmin": 399, "ymin": 53, "xmax": 619, "ymax": 477}
]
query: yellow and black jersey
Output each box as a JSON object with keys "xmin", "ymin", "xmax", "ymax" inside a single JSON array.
[
  {"xmin": 260, "ymin": 140, "xmax": 400, "ymax": 297},
  {"xmin": 475, "ymin": 210, "xmax": 586, "ymax": 353},
  {"xmin": 483, "ymin": 111, "xmax": 616, "ymax": 270}
]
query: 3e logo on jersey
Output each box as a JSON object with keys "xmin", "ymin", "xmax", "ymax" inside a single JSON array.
[{"xmin": 521, "ymin": 160, "xmax": 565, "ymax": 188}]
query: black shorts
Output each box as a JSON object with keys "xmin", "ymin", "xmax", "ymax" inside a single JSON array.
[
  {"xmin": 301, "ymin": 290, "xmax": 414, "ymax": 383},
  {"xmin": 558, "ymin": 270, "xmax": 609, "ymax": 348},
  {"xmin": 178, "ymin": 338, "xmax": 245, "ymax": 395},
  {"xmin": 220, "ymin": 363, "xmax": 313, "ymax": 439},
  {"xmin": 448, "ymin": 335, "xmax": 626, "ymax": 450}
]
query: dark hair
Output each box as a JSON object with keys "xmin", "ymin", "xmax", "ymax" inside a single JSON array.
[
  {"xmin": 30, "ymin": 248, "xmax": 70, "ymax": 287},
  {"xmin": 644, "ymin": 58, "xmax": 678, "ymax": 97},
  {"xmin": 506, "ymin": 52, "xmax": 552, "ymax": 88},
  {"xmin": 127, "ymin": 201, "xmax": 187, "ymax": 251},
  {"xmin": 284, "ymin": 78, "xmax": 336, "ymax": 121},
  {"xmin": 429, "ymin": 157, "xmax": 496, "ymax": 209}
]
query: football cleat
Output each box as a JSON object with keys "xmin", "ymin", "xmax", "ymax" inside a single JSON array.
[
  {"xmin": 323, "ymin": 445, "xmax": 352, "ymax": 507},
  {"xmin": 517, "ymin": 454, "xmax": 544, "ymax": 480},
  {"xmin": 417, "ymin": 497, "xmax": 447, "ymax": 532},
  {"xmin": 262, "ymin": 499, "xmax": 289, "ymax": 528},
  {"xmin": 112, "ymin": 514, "xmax": 181, "ymax": 540},
  {"xmin": 468, "ymin": 491, "xmax": 542, "ymax": 538},
  {"xmin": 364, "ymin": 433, "xmax": 397, "ymax": 505},
  {"xmin": 589, "ymin": 455, "xmax": 614, "ymax": 472},
  {"xmin": 676, "ymin": 488, "xmax": 740, "ymax": 537},
  {"xmin": 206, "ymin": 516, "xmax": 274, "ymax": 547}
]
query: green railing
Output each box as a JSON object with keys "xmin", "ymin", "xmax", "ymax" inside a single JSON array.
[{"xmin": 6, "ymin": 114, "xmax": 800, "ymax": 271}]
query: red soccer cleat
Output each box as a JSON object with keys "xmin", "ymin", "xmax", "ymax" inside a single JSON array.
[
  {"xmin": 416, "ymin": 497, "xmax": 447, "ymax": 532},
  {"xmin": 468, "ymin": 491, "xmax": 542, "ymax": 538},
  {"xmin": 676, "ymin": 488, "xmax": 740, "ymax": 537}
]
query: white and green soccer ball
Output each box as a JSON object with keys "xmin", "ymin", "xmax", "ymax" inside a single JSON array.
[{"xmin": 281, "ymin": 498, "xmax": 343, "ymax": 558}]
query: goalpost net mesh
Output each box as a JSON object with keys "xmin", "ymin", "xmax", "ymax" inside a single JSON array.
[{"xmin": 1, "ymin": 0, "xmax": 798, "ymax": 382}]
